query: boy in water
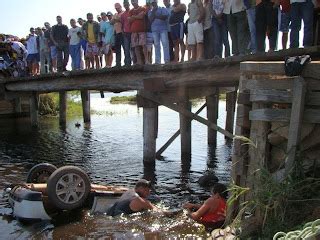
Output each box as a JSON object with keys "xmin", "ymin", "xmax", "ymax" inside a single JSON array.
[{"xmin": 183, "ymin": 183, "xmax": 227, "ymax": 229}]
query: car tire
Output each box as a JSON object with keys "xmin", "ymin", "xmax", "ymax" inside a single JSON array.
[
  {"xmin": 26, "ymin": 163, "xmax": 58, "ymax": 183},
  {"xmin": 47, "ymin": 166, "xmax": 91, "ymax": 210}
]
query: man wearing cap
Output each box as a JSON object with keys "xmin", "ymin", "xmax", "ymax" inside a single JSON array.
[
  {"xmin": 100, "ymin": 12, "xmax": 115, "ymax": 67},
  {"xmin": 107, "ymin": 179, "xmax": 156, "ymax": 216},
  {"xmin": 128, "ymin": 0, "xmax": 147, "ymax": 65},
  {"xmin": 121, "ymin": 0, "xmax": 132, "ymax": 66},
  {"xmin": 148, "ymin": 0, "xmax": 170, "ymax": 64},
  {"xmin": 111, "ymin": 3, "xmax": 125, "ymax": 67}
]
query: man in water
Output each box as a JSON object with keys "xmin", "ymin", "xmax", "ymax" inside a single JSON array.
[{"xmin": 107, "ymin": 179, "xmax": 156, "ymax": 216}]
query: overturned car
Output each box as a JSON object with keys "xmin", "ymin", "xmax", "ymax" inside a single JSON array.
[{"xmin": 5, "ymin": 164, "xmax": 128, "ymax": 221}]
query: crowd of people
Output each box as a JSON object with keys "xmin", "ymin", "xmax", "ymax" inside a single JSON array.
[{"xmin": 1, "ymin": 0, "xmax": 320, "ymax": 76}]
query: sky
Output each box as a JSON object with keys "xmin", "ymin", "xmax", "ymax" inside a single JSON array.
[{"xmin": 1, "ymin": 0, "xmax": 189, "ymax": 38}]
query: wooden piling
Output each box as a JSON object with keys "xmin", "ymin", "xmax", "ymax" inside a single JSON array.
[
  {"xmin": 14, "ymin": 97, "xmax": 22, "ymax": 113},
  {"xmin": 143, "ymin": 106, "xmax": 158, "ymax": 163},
  {"xmin": 206, "ymin": 89, "xmax": 219, "ymax": 146},
  {"xmin": 29, "ymin": 93, "xmax": 38, "ymax": 127},
  {"xmin": 179, "ymin": 95, "xmax": 192, "ymax": 159},
  {"xmin": 225, "ymin": 90, "xmax": 237, "ymax": 138},
  {"xmin": 81, "ymin": 90, "xmax": 91, "ymax": 123},
  {"xmin": 59, "ymin": 91, "xmax": 67, "ymax": 125}
]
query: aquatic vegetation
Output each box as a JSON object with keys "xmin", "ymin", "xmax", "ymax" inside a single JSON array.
[{"xmin": 110, "ymin": 95, "xmax": 137, "ymax": 104}]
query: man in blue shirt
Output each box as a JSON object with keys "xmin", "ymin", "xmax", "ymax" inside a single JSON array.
[{"xmin": 148, "ymin": 0, "xmax": 170, "ymax": 64}]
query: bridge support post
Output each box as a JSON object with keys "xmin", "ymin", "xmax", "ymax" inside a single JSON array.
[
  {"xmin": 59, "ymin": 91, "xmax": 67, "ymax": 126},
  {"xmin": 143, "ymin": 106, "xmax": 158, "ymax": 164},
  {"xmin": 14, "ymin": 98, "xmax": 22, "ymax": 113},
  {"xmin": 179, "ymin": 92, "xmax": 192, "ymax": 160},
  {"xmin": 81, "ymin": 90, "xmax": 91, "ymax": 123},
  {"xmin": 29, "ymin": 93, "xmax": 38, "ymax": 127},
  {"xmin": 206, "ymin": 88, "xmax": 219, "ymax": 146},
  {"xmin": 225, "ymin": 90, "xmax": 237, "ymax": 138}
]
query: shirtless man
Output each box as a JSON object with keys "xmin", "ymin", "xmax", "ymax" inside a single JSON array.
[{"xmin": 107, "ymin": 179, "xmax": 156, "ymax": 216}]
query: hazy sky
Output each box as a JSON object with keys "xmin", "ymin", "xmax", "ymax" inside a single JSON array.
[{"xmin": 1, "ymin": 0, "xmax": 190, "ymax": 38}]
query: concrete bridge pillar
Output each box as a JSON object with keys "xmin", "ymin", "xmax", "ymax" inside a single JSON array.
[
  {"xmin": 29, "ymin": 93, "xmax": 38, "ymax": 127},
  {"xmin": 143, "ymin": 106, "xmax": 158, "ymax": 164},
  {"xmin": 179, "ymin": 91, "xmax": 192, "ymax": 160},
  {"xmin": 59, "ymin": 91, "xmax": 67, "ymax": 126},
  {"xmin": 81, "ymin": 90, "xmax": 91, "ymax": 123}
]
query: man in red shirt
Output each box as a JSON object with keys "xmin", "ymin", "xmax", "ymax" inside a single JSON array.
[
  {"xmin": 128, "ymin": 0, "xmax": 147, "ymax": 65},
  {"xmin": 121, "ymin": 0, "xmax": 133, "ymax": 66}
]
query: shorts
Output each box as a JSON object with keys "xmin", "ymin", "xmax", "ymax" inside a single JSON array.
[
  {"xmin": 26, "ymin": 53, "xmax": 40, "ymax": 63},
  {"xmin": 102, "ymin": 43, "xmax": 112, "ymax": 55},
  {"xmin": 146, "ymin": 32, "xmax": 153, "ymax": 47},
  {"xmin": 170, "ymin": 22, "xmax": 184, "ymax": 41},
  {"xmin": 50, "ymin": 46, "xmax": 57, "ymax": 59},
  {"xmin": 131, "ymin": 32, "xmax": 146, "ymax": 48},
  {"xmin": 86, "ymin": 43, "xmax": 99, "ymax": 57},
  {"xmin": 279, "ymin": 12, "xmax": 291, "ymax": 33},
  {"xmin": 187, "ymin": 21, "xmax": 204, "ymax": 45}
]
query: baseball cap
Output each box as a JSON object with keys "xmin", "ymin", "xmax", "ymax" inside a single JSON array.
[
  {"xmin": 135, "ymin": 179, "xmax": 151, "ymax": 189},
  {"xmin": 106, "ymin": 11, "xmax": 113, "ymax": 16}
]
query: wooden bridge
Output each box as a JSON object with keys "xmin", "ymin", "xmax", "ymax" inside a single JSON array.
[{"xmin": 1, "ymin": 46, "xmax": 319, "ymax": 165}]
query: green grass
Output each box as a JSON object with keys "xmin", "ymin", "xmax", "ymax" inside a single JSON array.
[{"xmin": 110, "ymin": 95, "xmax": 137, "ymax": 104}]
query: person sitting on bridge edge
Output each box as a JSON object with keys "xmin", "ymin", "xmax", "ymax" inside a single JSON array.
[
  {"xmin": 183, "ymin": 183, "xmax": 227, "ymax": 229},
  {"xmin": 106, "ymin": 179, "xmax": 158, "ymax": 216}
]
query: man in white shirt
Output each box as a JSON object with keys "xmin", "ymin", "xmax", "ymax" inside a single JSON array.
[
  {"xmin": 26, "ymin": 27, "xmax": 39, "ymax": 75},
  {"xmin": 68, "ymin": 19, "xmax": 82, "ymax": 70}
]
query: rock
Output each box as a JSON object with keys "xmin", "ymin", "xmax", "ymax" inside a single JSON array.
[
  {"xmin": 301, "ymin": 124, "xmax": 320, "ymax": 151},
  {"xmin": 302, "ymin": 148, "xmax": 320, "ymax": 176},
  {"xmin": 198, "ymin": 174, "xmax": 219, "ymax": 187},
  {"xmin": 269, "ymin": 143, "xmax": 287, "ymax": 173},
  {"xmin": 271, "ymin": 122, "xmax": 314, "ymax": 141},
  {"xmin": 268, "ymin": 132, "xmax": 286, "ymax": 146}
]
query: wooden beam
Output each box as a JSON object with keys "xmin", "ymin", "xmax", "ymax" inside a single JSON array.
[
  {"xmin": 285, "ymin": 77, "xmax": 306, "ymax": 175},
  {"xmin": 250, "ymin": 89, "xmax": 292, "ymax": 103},
  {"xmin": 241, "ymin": 61, "xmax": 320, "ymax": 79},
  {"xmin": 206, "ymin": 91, "xmax": 219, "ymax": 145},
  {"xmin": 29, "ymin": 93, "xmax": 38, "ymax": 127},
  {"xmin": 81, "ymin": 90, "xmax": 91, "ymax": 123},
  {"xmin": 249, "ymin": 108, "xmax": 320, "ymax": 123},
  {"xmin": 14, "ymin": 98, "xmax": 22, "ymax": 113},
  {"xmin": 139, "ymin": 91, "xmax": 234, "ymax": 139},
  {"xmin": 178, "ymin": 89, "xmax": 192, "ymax": 159},
  {"xmin": 225, "ymin": 91, "xmax": 237, "ymax": 137},
  {"xmin": 59, "ymin": 91, "xmax": 67, "ymax": 125},
  {"xmin": 143, "ymin": 107, "xmax": 158, "ymax": 164},
  {"xmin": 156, "ymin": 103, "xmax": 207, "ymax": 158}
]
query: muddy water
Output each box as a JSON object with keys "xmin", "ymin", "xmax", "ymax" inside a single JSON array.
[{"xmin": 0, "ymin": 92, "xmax": 232, "ymax": 239}]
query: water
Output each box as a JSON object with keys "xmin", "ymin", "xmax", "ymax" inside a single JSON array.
[{"xmin": 0, "ymin": 92, "xmax": 232, "ymax": 239}]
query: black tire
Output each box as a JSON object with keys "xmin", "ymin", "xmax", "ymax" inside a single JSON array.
[
  {"xmin": 47, "ymin": 166, "xmax": 91, "ymax": 210},
  {"xmin": 26, "ymin": 163, "xmax": 58, "ymax": 183}
]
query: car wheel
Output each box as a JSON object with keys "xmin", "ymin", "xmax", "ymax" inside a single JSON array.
[
  {"xmin": 47, "ymin": 166, "xmax": 91, "ymax": 210},
  {"xmin": 26, "ymin": 163, "xmax": 58, "ymax": 183}
]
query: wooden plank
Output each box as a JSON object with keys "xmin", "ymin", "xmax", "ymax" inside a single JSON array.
[
  {"xmin": 143, "ymin": 107, "xmax": 158, "ymax": 164},
  {"xmin": 225, "ymin": 91, "xmax": 237, "ymax": 137},
  {"xmin": 29, "ymin": 93, "xmax": 38, "ymax": 127},
  {"xmin": 206, "ymin": 90, "xmax": 219, "ymax": 146},
  {"xmin": 237, "ymin": 92, "xmax": 250, "ymax": 105},
  {"xmin": 241, "ymin": 61, "xmax": 320, "ymax": 79},
  {"xmin": 249, "ymin": 108, "xmax": 320, "ymax": 123},
  {"xmin": 59, "ymin": 91, "xmax": 67, "ymax": 126},
  {"xmin": 250, "ymin": 89, "xmax": 292, "ymax": 103},
  {"xmin": 155, "ymin": 103, "xmax": 207, "ymax": 158},
  {"xmin": 285, "ymin": 77, "xmax": 306, "ymax": 175},
  {"xmin": 306, "ymin": 92, "xmax": 320, "ymax": 106},
  {"xmin": 242, "ymin": 78, "xmax": 294, "ymax": 91},
  {"xmin": 179, "ymin": 90, "xmax": 192, "ymax": 159},
  {"xmin": 14, "ymin": 98, "xmax": 22, "ymax": 113},
  {"xmin": 139, "ymin": 91, "xmax": 235, "ymax": 139},
  {"xmin": 81, "ymin": 90, "xmax": 91, "ymax": 123}
]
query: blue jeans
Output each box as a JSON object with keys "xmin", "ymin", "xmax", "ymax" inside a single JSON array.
[
  {"xmin": 290, "ymin": 0, "xmax": 314, "ymax": 48},
  {"xmin": 69, "ymin": 44, "xmax": 81, "ymax": 70},
  {"xmin": 123, "ymin": 32, "xmax": 132, "ymax": 66},
  {"xmin": 246, "ymin": 7, "xmax": 257, "ymax": 53},
  {"xmin": 152, "ymin": 30, "xmax": 170, "ymax": 64},
  {"xmin": 212, "ymin": 14, "xmax": 230, "ymax": 58}
]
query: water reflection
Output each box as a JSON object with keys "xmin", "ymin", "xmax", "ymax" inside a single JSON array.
[{"xmin": 0, "ymin": 93, "xmax": 232, "ymax": 238}]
